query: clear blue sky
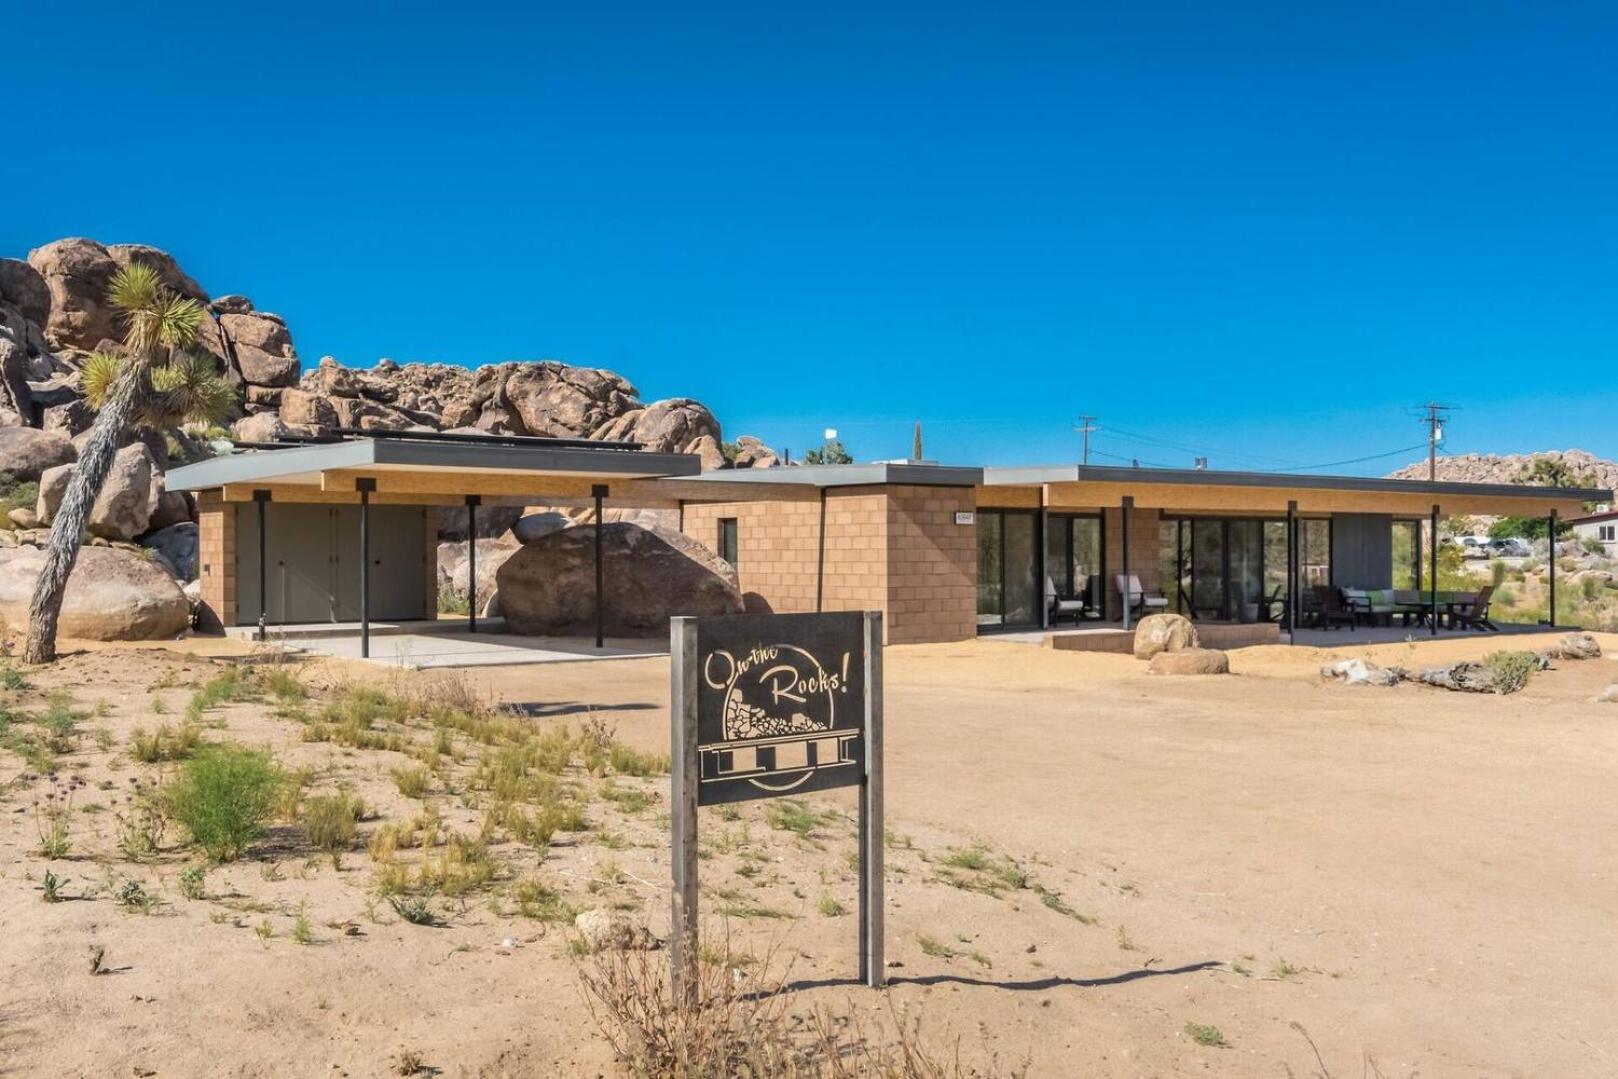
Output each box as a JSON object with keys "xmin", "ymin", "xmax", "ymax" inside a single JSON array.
[{"xmin": 7, "ymin": 2, "xmax": 1616, "ymax": 473}]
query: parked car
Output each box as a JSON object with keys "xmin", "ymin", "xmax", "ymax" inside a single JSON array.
[
  {"xmin": 1454, "ymin": 536, "xmax": 1492, "ymax": 560},
  {"xmin": 1488, "ymin": 537, "xmax": 1531, "ymax": 558}
]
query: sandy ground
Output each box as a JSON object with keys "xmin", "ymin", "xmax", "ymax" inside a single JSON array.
[{"xmin": 3, "ymin": 629, "xmax": 1617, "ymax": 1077}]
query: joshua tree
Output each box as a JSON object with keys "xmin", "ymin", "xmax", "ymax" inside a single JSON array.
[{"xmin": 24, "ymin": 264, "xmax": 233, "ymax": 663}]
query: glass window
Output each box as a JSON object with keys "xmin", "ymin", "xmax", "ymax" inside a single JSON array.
[
  {"xmin": 1300, "ymin": 519, "xmax": 1330, "ymax": 587},
  {"xmin": 718, "ymin": 518, "xmax": 738, "ymax": 567},
  {"xmin": 977, "ymin": 511, "xmax": 1004, "ymax": 625},
  {"xmin": 1391, "ymin": 521, "xmax": 1421, "ymax": 589}
]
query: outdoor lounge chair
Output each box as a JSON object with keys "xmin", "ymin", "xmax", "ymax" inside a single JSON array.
[
  {"xmin": 1117, "ymin": 574, "xmax": 1168, "ymax": 618},
  {"xmin": 1312, "ymin": 585, "xmax": 1356, "ymax": 630},
  {"xmin": 1046, "ymin": 576, "xmax": 1086, "ymax": 626},
  {"xmin": 1449, "ymin": 585, "xmax": 1498, "ymax": 632}
]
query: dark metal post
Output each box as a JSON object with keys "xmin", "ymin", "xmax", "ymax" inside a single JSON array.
[
  {"xmin": 593, "ymin": 484, "xmax": 608, "ymax": 648},
  {"xmin": 1430, "ymin": 504, "xmax": 1440, "ymax": 636},
  {"xmin": 1548, "ymin": 509, "xmax": 1558, "ymax": 627},
  {"xmin": 358, "ymin": 479, "xmax": 376, "ymax": 658},
  {"xmin": 465, "ymin": 495, "xmax": 481, "ymax": 633},
  {"xmin": 253, "ymin": 489, "xmax": 270, "ymax": 641},
  {"xmin": 1120, "ymin": 496, "xmax": 1133, "ymax": 631},
  {"xmin": 669, "ymin": 617, "xmax": 700, "ymax": 1004},
  {"xmin": 1037, "ymin": 491, "xmax": 1049, "ymax": 629},
  {"xmin": 816, "ymin": 489, "xmax": 828, "ymax": 612},
  {"xmin": 859, "ymin": 610, "xmax": 886, "ymax": 987},
  {"xmin": 1286, "ymin": 500, "xmax": 1297, "ymax": 645}
]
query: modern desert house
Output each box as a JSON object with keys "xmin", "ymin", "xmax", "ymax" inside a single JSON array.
[{"xmin": 166, "ymin": 430, "xmax": 1609, "ymax": 651}]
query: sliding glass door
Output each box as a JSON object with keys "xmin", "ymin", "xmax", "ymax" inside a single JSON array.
[
  {"xmin": 1161, "ymin": 516, "xmax": 1324, "ymax": 622},
  {"xmin": 977, "ymin": 510, "xmax": 1040, "ymax": 628},
  {"xmin": 1045, "ymin": 514, "xmax": 1104, "ymax": 615}
]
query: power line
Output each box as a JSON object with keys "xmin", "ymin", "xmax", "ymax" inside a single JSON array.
[
  {"xmin": 1266, "ymin": 442, "xmax": 1432, "ymax": 473},
  {"xmin": 1074, "ymin": 415, "xmax": 1099, "ymax": 465}
]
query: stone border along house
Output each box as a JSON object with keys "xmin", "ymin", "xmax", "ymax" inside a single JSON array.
[{"xmin": 165, "ymin": 431, "xmax": 1608, "ymax": 650}]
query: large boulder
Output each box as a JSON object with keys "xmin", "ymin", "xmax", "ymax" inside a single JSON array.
[
  {"xmin": 26, "ymin": 238, "xmax": 123, "ymax": 351},
  {"xmin": 36, "ymin": 443, "xmax": 158, "ymax": 540},
  {"xmin": 232, "ymin": 412, "xmax": 293, "ymax": 443},
  {"xmin": 436, "ymin": 501, "xmax": 524, "ymax": 541},
  {"xmin": 501, "ymin": 363, "xmax": 638, "ymax": 438},
  {"xmin": 1542, "ymin": 632, "xmax": 1601, "ymax": 661},
  {"xmin": 1147, "ymin": 648, "xmax": 1230, "ymax": 675},
  {"xmin": 277, "ymin": 388, "xmax": 338, "ymax": 429},
  {"xmin": 0, "ymin": 426, "xmax": 76, "ymax": 482},
  {"xmin": 0, "ymin": 259, "xmax": 51, "ymax": 328},
  {"xmin": 594, "ymin": 397, "xmax": 726, "ymax": 468},
  {"xmin": 497, "ymin": 523, "xmax": 744, "ymax": 637},
  {"xmin": 218, "ymin": 311, "xmax": 299, "ymax": 386},
  {"xmin": 1132, "ymin": 612, "xmax": 1198, "ymax": 660},
  {"xmin": 0, "ymin": 545, "xmax": 190, "ymax": 640},
  {"xmin": 140, "ymin": 521, "xmax": 198, "ymax": 580},
  {"xmin": 510, "ymin": 511, "xmax": 569, "ymax": 544},
  {"xmin": 436, "ymin": 539, "xmax": 518, "ymax": 610},
  {"xmin": 730, "ymin": 435, "xmax": 779, "ymax": 469}
]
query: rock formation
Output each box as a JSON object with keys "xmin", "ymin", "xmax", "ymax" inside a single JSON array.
[
  {"xmin": 0, "ymin": 235, "xmax": 782, "ymax": 636},
  {"xmin": 1386, "ymin": 449, "xmax": 1618, "ymax": 491},
  {"xmin": 495, "ymin": 523, "xmax": 744, "ymax": 637}
]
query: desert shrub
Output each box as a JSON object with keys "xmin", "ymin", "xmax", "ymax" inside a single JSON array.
[
  {"xmin": 577, "ymin": 938, "xmax": 1012, "ymax": 1077},
  {"xmin": 130, "ymin": 721, "xmax": 201, "ymax": 763},
  {"xmin": 393, "ymin": 766, "xmax": 431, "ymax": 799},
  {"xmin": 302, "ymin": 790, "xmax": 366, "ymax": 856},
  {"xmin": 1483, "ymin": 650, "xmax": 1540, "ymax": 695},
  {"xmin": 1583, "ymin": 577, "xmax": 1602, "ymax": 601},
  {"xmin": 185, "ymin": 665, "xmax": 261, "ymax": 721},
  {"xmin": 1491, "ymin": 560, "xmax": 1508, "ymax": 588},
  {"xmin": 609, "ymin": 741, "xmax": 670, "ymax": 777},
  {"xmin": 178, "ymin": 865, "xmax": 206, "ymax": 900},
  {"xmin": 0, "ymin": 474, "xmax": 39, "ymax": 529},
  {"xmin": 165, "ymin": 745, "xmax": 285, "ymax": 861},
  {"xmin": 1582, "ymin": 535, "xmax": 1609, "ymax": 556}
]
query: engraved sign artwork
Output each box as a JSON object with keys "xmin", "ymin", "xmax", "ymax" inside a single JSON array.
[{"xmin": 695, "ymin": 611, "xmax": 866, "ymax": 805}]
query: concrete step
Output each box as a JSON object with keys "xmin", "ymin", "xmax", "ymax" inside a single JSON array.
[{"xmin": 224, "ymin": 617, "xmax": 509, "ymax": 641}]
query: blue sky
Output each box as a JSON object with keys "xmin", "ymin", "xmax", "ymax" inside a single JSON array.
[{"xmin": 6, "ymin": 1, "xmax": 1616, "ymax": 472}]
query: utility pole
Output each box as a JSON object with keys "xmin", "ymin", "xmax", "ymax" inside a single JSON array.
[
  {"xmin": 1075, "ymin": 415, "xmax": 1099, "ymax": 466},
  {"xmin": 912, "ymin": 421, "xmax": 923, "ymax": 462},
  {"xmin": 1421, "ymin": 403, "xmax": 1451, "ymax": 482}
]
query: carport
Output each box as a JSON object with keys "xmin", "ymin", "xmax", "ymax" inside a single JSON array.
[{"xmin": 165, "ymin": 429, "xmax": 756, "ymax": 659}]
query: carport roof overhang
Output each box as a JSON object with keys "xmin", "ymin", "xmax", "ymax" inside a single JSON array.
[
  {"xmin": 165, "ymin": 438, "xmax": 711, "ymax": 506},
  {"xmin": 979, "ymin": 464, "xmax": 1610, "ymax": 517}
]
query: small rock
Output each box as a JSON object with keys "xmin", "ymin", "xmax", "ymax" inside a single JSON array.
[
  {"xmin": 1598, "ymin": 685, "xmax": 1618, "ymax": 703},
  {"xmin": 573, "ymin": 909, "xmax": 657, "ymax": 952},
  {"xmin": 1320, "ymin": 658, "xmax": 1404, "ymax": 687},
  {"xmin": 1147, "ymin": 647, "xmax": 1230, "ymax": 675}
]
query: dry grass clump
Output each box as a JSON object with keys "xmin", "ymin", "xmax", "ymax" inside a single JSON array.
[
  {"xmin": 302, "ymin": 790, "xmax": 367, "ymax": 861},
  {"xmin": 129, "ymin": 720, "xmax": 202, "ymax": 763},
  {"xmin": 578, "ymin": 937, "xmax": 1025, "ymax": 1078}
]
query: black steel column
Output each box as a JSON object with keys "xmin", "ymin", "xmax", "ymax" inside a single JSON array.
[
  {"xmin": 254, "ymin": 489, "xmax": 271, "ymax": 641},
  {"xmin": 1120, "ymin": 495, "xmax": 1133, "ymax": 631},
  {"xmin": 1037, "ymin": 489, "xmax": 1049, "ymax": 629},
  {"xmin": 1286, "ymin": 500, "xmax": 1298, "ymax": 645},
  {"xmin": 1429, "ymin": 504, "xmax": 1440, "ymax": 636},
  {"xmin": 1548, "ymin": 508, "xmax": 1558, "ymax": 627},
  {"xmin": 358, "ymin": 479, "xmax": 375, "ymax": 658},
  {"xmin": 466, "ymin": 495, "xmax": 481, "ymax": 633},
  {"xmin": 593, "ymin": 484, "xmax": 608, "ymax": 648}
]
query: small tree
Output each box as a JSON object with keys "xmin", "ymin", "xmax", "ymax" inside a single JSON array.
[
  {"xmin": 24, "ymin": 265, "xmax": 233, "ymax": 663},
  {"xmin": 803, "ymin": 439, "xmax": 852, "ymax": 465}
]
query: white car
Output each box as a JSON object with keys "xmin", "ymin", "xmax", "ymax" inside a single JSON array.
[{"xmin": 1455, "ymin": 536, "xmax": 1492, "ymax": 560}]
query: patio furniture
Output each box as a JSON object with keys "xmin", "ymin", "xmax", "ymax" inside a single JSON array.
[
  {"xmin": 1312, "ymin": 585, "xmax": 1356, "ymax": 630},
  {"xmin": 1391, "ymin": 589, "xmax": 1430, "ymax": 627},
  {"xmin": 1450, "ymin": 586, "xmax": 1498, "ymax": 632},
  {"xmin": 1117, "ymin": 574, "xmax": 1169, "ymax": 618},
  {"xmin": 1046, "ymin": 576, "xmax": 1087, "ymax": 626},
  {"xmin": 1343, "ymin": 588, "xmax": 1398, "ymax": 626}
]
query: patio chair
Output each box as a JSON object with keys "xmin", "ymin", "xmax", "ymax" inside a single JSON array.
[
  {"xmin": 1116, "ymin": 574, "xmax": 1168, "ymax": 618},
  {"xmin": 1449, "ymin": 585, "xmax": 1499, "ymax": 632},
  {"xmin": 1312, "ymin": 585, "xmax": 1356, "ymax": 631},
  {"xmin": 1046, "ymin": 576, "xmax": 1086, "ymax": 626}
]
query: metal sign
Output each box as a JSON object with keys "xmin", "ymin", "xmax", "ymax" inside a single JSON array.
[
  {"xmin": 670, "ymin": 611, "xmax": 884, "ymax": 995},
  {"xmin": 695, "ymin": 611, "xmax": 865, "ymax": 805}
]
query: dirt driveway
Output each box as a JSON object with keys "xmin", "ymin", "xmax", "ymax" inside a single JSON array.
[{"xmin": 473, "ymin": 631, "xmax": 1618, "ymax": 1076}]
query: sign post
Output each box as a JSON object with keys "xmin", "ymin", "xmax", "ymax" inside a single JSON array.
[{"xmin": 669, "ymin": 610, "xmax": 884, "ymax": 995}]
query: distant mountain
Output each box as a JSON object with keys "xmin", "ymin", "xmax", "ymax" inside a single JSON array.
[{"xmin": 1386, "ymin": 449, "xmax": 1618, "ymax": 492}]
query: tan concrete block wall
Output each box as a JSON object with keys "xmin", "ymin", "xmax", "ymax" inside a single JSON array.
[
  {"xmin": 1103, "ymin": 504, "xmax": 1163, "ymax": 613},
  {"xmin": 196, "ymin": 493, "xmax": 235, "ymax": 631},
  {"xmin": 884, "ymin": 485, "xmax": 976, "ymax": 644},
  {"xmin": 680, "ymin": 485, "xmax": 977, "ymax": 645}
]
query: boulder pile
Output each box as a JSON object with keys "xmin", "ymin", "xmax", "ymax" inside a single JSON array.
[{"xmin": 0, "ymin": 235, "xmax": 782, "ymax": 639}]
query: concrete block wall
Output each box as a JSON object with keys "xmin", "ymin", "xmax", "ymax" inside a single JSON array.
[
  {"xmin": 884, "ymin": 485, "xmax": 977, "ymax": 644},
  {"xmin": 196, "ymin": 493, "xmax": 235, "ymax": 630},
  {"xmin": 1103, "ymin": 504, "xmax": 1163, "ymax": 614},
  {"xmin": 681, "ymin": 484, "xmax": 977, "ymax": 644}
]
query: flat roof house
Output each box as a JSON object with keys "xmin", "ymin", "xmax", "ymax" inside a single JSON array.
[{"xmin": 166, "ymin": 431, "xmax": 1610, "ymax": 653}]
